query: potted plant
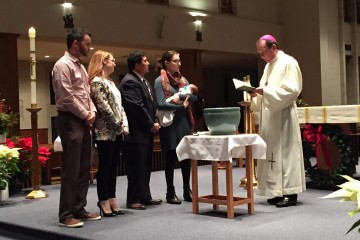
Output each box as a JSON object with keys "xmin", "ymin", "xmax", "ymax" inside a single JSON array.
[
  {"xmin": 0, "ymin": 99, "xmax": 18, "ymax": 141},
  {"xmin": 321, "ymin": 175, "xmax": 360, "ymax": 234},
  {"xmin": 5, "ymin": 137, "xmax": 51, "ymax": 190},
  {"xmin": 0, "ymin": 144, "xmax": 20, "ymax": 191}
]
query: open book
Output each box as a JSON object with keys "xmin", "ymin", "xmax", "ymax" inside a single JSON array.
[{"xmin": 233, "ymin": 78, "xmax": 255, "ymax": 92}]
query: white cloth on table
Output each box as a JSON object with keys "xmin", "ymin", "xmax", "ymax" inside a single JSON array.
[
  {"xmin": 297, "ymin": 105, "xmax": 360, "ymax": 124},
  {"xmin": 176, "ymin": 133, "xmax": 267, "ymax": 162}
]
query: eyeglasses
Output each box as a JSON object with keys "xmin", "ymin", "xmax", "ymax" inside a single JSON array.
[
  {"xmin": 170, "ymin": 59, "xmax": 181, "ymax": 64},
  {"xmin": 107, "ymin": 58, "xmax": 116, "ymax": 63}
]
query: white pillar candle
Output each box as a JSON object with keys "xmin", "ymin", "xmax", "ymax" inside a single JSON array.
[
  {"xmin": 30, "ymin": 81, "xmax": 37, "ymax": 105},
  {"xmin": 28, "ymin": 27, "xmax": 36, "ymax": 51},
  {"xmin": 28, "ymin": 27, "xmax": 36, "ymax": 105}
]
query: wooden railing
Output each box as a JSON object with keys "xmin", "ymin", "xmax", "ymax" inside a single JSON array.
[{"xmin": 42, "ymin": 137, "xmax": 211, "ymax": 185}]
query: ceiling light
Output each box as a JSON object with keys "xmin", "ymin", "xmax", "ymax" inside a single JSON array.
[
  {"xmin": 189, "ymin": 12, "xmax": 206, "ymax": 43},
  {"xmin": 63, "ymin": 2, "xmax": 74, "ymax": 28},
  {"xmin": 189, "ymin": 11, "xmax": 207, "ymax": 17}
]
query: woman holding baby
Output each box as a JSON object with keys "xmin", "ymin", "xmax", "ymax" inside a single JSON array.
[{"xmin": 154, "ymin": 50, "xmax": 198, "ymax": 205}]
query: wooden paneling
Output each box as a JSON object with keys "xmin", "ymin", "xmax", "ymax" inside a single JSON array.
[
  {"xmin": 0, "ymin": 33, "xmax": 20, "ymax": 136},
  {"xmin": 41, "ymin": 138, "xmax": 210, "ymax": 185},
  {"xmin": 20, "ymin": 128, "xmax": 49, "ymax": 144}
]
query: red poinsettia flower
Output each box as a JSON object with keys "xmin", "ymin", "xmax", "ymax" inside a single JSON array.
[
  {"xmin": 4, "ymin": 137, "xmax": 52, "ymax": 179},
  {"xmin": 5, "ymin": 138, "xmax": 15, "ymax": 148},
  {"xmin": 38, "ymin": 147, "xmax": 51, "ymax": 156},
  {"xmin": 38, "ymin": 156, "xmax": 49, "ymax": 166},
  {"xmin": 17, "ymin": 137, "xmax": 33, "ymax": 151}
]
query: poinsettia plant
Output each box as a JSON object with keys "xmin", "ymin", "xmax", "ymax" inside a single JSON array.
[
  {"xmin": 0, "ymin": 99, "xmax": 18, "ymax": 136},
  {"xmin": 321, "ymin": 175, "xmax": 360, "ymax": 234},
  {"xmin": 5, "ymin": 137, "xmax": 51, "ymax": 182},
  {"xmin": 0, "ymin": 144, "xmax": 20, "ymax": 190}
]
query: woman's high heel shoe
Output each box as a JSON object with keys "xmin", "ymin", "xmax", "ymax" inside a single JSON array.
[
  {"xmin": 110, "ymin": 207, "xmax": 125, "ymax": 215},
  {"xmin": 97, "ymin": 201, "xmax": 116, "ymax": 217},
  {"xmin": 109, "ymin": 198, "xmax": 125, "ymax": 215}
]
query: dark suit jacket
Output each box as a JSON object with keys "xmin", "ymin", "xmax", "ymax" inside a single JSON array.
[{"xmin": 119, "ymin": 71, "xmax": 156, "ymax": 144}]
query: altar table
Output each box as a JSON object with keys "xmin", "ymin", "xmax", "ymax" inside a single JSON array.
[
  {"xmin": 297, "ymin": 104, "xmax": 360, "ymax": 165},
  {"xmin": 176, "ymin": 133, "xmax": 266, "ymax": 219},
  {"xmin": 297, "ymin": 105, "xmax": 360, "ymax": 124}
]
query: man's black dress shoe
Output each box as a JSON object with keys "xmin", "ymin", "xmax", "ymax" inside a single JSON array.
[
  {"xmin": 143, "ymin": 199, "xmax": 162, "ymax": 205},
  {"xmin": 183, "ymin": 190, "xmax": 192, "ymax": 202},
  {"xmin": 166, "ymin": 193, "xmax": 181, "ymax": 204},
  {"xmin": 267, "ymin": 196, "xmax": 284, "ymax": 205},
  {"xmin": 126, "ymin": 203, "xmax": 146, "ymax": 210},
  {"xmin": 276, "ymin": 194, "xmax": 297, "ymax": 208}
]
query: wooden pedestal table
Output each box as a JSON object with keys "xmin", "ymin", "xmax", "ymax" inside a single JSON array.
[{"xmin": 176, "ymin": 133, "xmax": 267, "ymax": 219}]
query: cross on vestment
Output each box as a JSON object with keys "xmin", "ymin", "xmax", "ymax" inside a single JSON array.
[{"xmin": 268, "ymin": 153, "xmax": 275, "ymax": 170}]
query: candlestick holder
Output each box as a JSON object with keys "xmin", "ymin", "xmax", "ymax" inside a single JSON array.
[
  {"xmin": 238, "ymin": 101, "xmax": 257, "ymax": 188},
  {"xmin": 25, "ymin": 106, "xmax": 48, "ymax": 199}
]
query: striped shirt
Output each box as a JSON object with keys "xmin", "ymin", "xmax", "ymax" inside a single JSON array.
[{"xmin": 52, "ymin": 51, "xmax": 96, "ymax": 119}]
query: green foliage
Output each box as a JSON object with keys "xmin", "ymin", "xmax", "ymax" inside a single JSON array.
[
  {"xmin": 0, "ymin": 145, "xmax": 20, "ymax": 190},
  {"xmin": 0, "ymin": 99, "xmax": 18, "ymax": 136},
  {"xmin": 347, "ymin": 219, "xmax": 360, "ymax": 235},
  {"xmin": 0, "ymin": 112, "xmax": 10, "ymax": 135},
  {"xmin": 303, "ymin": 124, "xmax": 358, "ymax": 189}
]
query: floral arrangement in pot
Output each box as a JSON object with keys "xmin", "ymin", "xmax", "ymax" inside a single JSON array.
[
  {"xmin": 5, "ymin": 137, "xmax": 51, "ymax": 184},
  {"xmin": 321, "ymin": 175, "xmax": 360, "ymax": 234},
  {"xmin": 0, "ymin": 99, "xmax": 18, "ymax": 138},
  {"xmin": 0, "ymin": 144, "xmax": 20, "ymax": 190}
]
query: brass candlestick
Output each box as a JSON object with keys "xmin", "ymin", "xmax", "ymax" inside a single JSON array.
[{"xmin": 238, "ymin": 101, "xmax": 257, "ymax": 188}]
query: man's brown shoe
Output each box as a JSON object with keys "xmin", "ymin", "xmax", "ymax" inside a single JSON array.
[
  {"xmin": 59, "ymin": 218, "xmax": 84, "ymax": 228},
  {"xmin": 74, "ymin": 211, "xmax": 101, "ymax": 221},
  {"xmin": 126, "ymin": 203, "xmax": 146, "ymax": 210}
]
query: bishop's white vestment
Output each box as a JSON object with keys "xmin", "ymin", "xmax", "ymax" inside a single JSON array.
[{"xmin": 251, "ymin": 50, "xmax": 306, "ymax": 197}]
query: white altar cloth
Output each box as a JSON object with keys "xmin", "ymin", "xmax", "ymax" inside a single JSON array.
[
  {"xmin": 297, "ymin": 105, "xmax": 360, "ymax": 124},
  {"xmin": 176, "ymin": 132, "xmax": 267, "ymax": 162}
]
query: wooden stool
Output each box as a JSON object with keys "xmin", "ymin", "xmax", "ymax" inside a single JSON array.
[{"xmin": 191, "ymin": 145, "xmax": 255, "ymax": 219}]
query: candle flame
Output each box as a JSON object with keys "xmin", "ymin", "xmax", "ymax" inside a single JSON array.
[{"xmin": 28, "ymin": 27, "xmax": 36, "ymax": 38}]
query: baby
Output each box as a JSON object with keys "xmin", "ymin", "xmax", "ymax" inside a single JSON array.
[
  {"xmin": 157, "ymin": 84, "xmax": 198, "ymax": 127},
  {"xmin": 165, "ymin": 84, "xmax": 198, "ymax": 103}
]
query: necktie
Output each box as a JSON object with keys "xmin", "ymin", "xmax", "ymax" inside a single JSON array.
[{"xmin": 142, "ymin": 79, "xmax": 153, "ymax": 100}]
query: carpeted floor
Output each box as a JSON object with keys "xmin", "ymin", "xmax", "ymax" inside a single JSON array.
[{"xmin": 0, "ymin": 164, "xmax": 359, "ymax": 240}]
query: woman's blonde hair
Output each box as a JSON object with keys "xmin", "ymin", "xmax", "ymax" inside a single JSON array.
[{"xmin": 87, "ymin": 50, "xmax": 113, "ymax": 83}]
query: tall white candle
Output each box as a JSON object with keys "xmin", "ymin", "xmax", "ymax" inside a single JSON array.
[
  {"xmin": 28, "ymin": 27, "xmax": 37, "ymax": 105},
  {"xmin": 30, "ymin": 81, "xmax": 37, "ymax": 105},
  {"xmin": 28, "ymin": 27, "xmax": 36, "ymax": 51}
]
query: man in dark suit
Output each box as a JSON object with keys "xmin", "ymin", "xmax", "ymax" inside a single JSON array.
[{"xmin": 119, "ymin": 51, "xmax": 162, "ymax": 210}]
